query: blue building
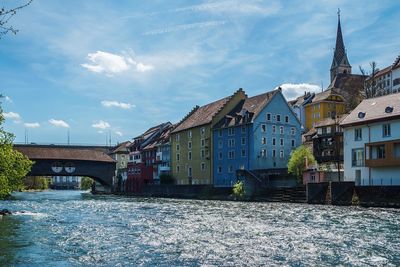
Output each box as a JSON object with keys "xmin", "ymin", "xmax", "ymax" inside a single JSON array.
[{"xmin": 212, "ymin": 88, "xmax": 302, "ymax": 187}]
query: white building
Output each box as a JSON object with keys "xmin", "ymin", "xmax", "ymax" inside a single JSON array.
[
  {"xmin": 341, "ymin": 93, "xmax": 400, "ymax": 186},
  {"xmin": 366, "ymin": 55, "xmax": 400, "ymax": 96}
]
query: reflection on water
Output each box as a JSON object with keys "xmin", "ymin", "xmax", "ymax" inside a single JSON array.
[{"xmin": 1, "ymin": 190, "xmax": 400, "ymax": 266}]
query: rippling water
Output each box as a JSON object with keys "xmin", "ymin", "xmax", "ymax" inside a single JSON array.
[{"xmin": 0, "ymin": 191, "xmax": 399, "ymax": 266}]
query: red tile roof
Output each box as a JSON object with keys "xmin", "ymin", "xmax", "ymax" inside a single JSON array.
[{"xmin": 172, "ymin": 96, "xmax": 231, "ymax": 133}]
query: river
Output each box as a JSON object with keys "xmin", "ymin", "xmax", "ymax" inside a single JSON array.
[{"xmin": 0, "ymin": 191, "xmax": 399, "ymax": 266}]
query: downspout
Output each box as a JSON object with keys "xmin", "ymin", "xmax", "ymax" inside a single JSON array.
[{"xmin": 368, "ymin": 124, "xmax": 371, "ymax": 185}]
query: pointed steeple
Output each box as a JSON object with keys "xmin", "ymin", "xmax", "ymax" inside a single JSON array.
[{"xmin": 330, "ymin": 9, "xmax": 351, "ymax": 82}]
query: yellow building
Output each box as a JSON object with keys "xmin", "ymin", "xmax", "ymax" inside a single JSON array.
[{"xmin": 304, "ymin": 89, "xmax": 345, "ymax": 131}]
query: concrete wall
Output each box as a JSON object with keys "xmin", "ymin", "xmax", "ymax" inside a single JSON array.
[
  {"xmin": 330, "ymin": 181, "xmax": 354, "ymax": 205},
  {"xmin": 306, "ymin": 182, "xmax": 329, "ymax": 204},
  {"xmin": 355, "ymin": 186, "xmax": 400, "ymax": 208}
]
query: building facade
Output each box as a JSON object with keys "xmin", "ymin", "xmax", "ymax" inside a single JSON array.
[
  {"xmin": 289, "ymin": 92, "xmax": 315, "ymax": 131},
  {"xmin": 109, "ymin": 141, "xmax": 131, "ymax": 192},
  {"xmin": 170, "ymin": 89, "xmax": 246, "ymax": 185},
  {"xmin": 365, "ymin": 55, "xmax": 400, "ymax": 96},
  {"xmin": 51, "ymin": 176, "xmax": 82, "ymax": 190},
  {"xmin": 213, "ymin": 89, "xmax": 302, "ymax": 187},
  {"xmin": 341, "ymin": 93, "xmax": 400, "ymax": 186}
]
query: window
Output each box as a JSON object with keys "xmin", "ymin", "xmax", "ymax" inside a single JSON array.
[
  {"xmin": 261, "ymin": 149, "xmax": 267, "ymax": 157},
  {"xmin": 355, "ymin": 128, "xmax": 362, "ymax": 141},
  {"xmin": 291, "ymin": 127, "xmax": 295, "ymax": 135},
  {"xmin": 383, "ymin": 124, "xmax": 391, "ymax": 137},
  {"xmin": 241, "ymin": 137, "xmax": 246, "ymax": 145},
  {"xmin": 218, "ymin": 130, "xmax": 223, "ymax": 137},
  {"xmin": 327, "ymin": 127, "xmax": 331, "ymax": 134},
  {"xmin": 352, "ymin": 148, "xmax": 364, "ymax": 167},
  {"xmin": 272, "ymin": 125, "xmax": 276, "ymax": 134},
  {"xmin": 188, "ymin": 141, "xmax": 192, "ymax": 149},
  {"xmin": 241, "ymin": 149, "xmax": 246, "ymax": 157},
  {"xmin": 218, "ymin": 140, "xmax": 223, "ymax": 149},
  {"xmin": 276, "ymin": 114, "xmax": 281, "ymax": 122},
  {"xmin": 272, "ymin": 138, "xmax": 276, "ymax": 146},
  {"xmin": 176, "ymin": 153, "xmax": 180, "ymax": 161},
  {"xmin": 176, "ymin": 165, "xmax": 180, "ymax": 173},
  {"xmin": 262, "ymin": 137, "xmax": 267, "ymax": 145},
  {"xmin": 228, "ymin": 165, "xmax": 234, "ymax": 173},
  {"xmin": 228, "ymin": 128, "xmax": 235, "ymax": 136},
  {"xmin": 285, "ymin": 116, "xmax": 289, "ymax": 123},
  {"xmin": 291, "ymin": 139, "xmax": 295, "ymax": 147},
  {"xmin": 228, "ymin": 139, "xmax": 235, "ymax": 147},
  {"xmin": 188, "ymin": 130, "xmax": 192, "ymax": 138},
  {"xmin": 200, "ymin": 127, "xmax": 205, "ymax": 136},
  {"xmin": 188, "ymin": 151, "xmax": 192, "ymax": 160},
  {"xmin": 188, "ymin": 166, "xmax": 192, "ymax": 177},
  {"xmin": 280, "ymin": 138, "xmax": 284, "ymax": 146},
  {"xmin": 176, "ymin": 134, "xmax": 180, "ymax": 142},
  {"xmin": 228, "ymin": 151, "xmax": 235, "ymax": 159},
  {"xmin": 201, "ymin": 162, "xmax": 205, "ymax": 171},
  {"xmin": 272, "ymin": 149, "xmax": 276, "ymax": 157},
  {"xmin": 176, "ymin": 144, "xmax": 180, "ymax": 151},
  {"xmin": 217, "ymin": 166, "xmax": 222, "ymax": 173},
  {"xmin": 201, "ymin": 139, "xmax": 205, "ymax": 147},
  {"xmin": 280, "ymin": 150, "xmax": 284, "ymax": 158},
  {"xmin": 280, "ymin": 126, "xmax": 284, "ymax": 134},
  {"xmin": 261, "ymin": 124, "xmax": 266, "ymax": 132},
  {"xmin": 201, "ymin": 149, "xmax": 205, "ymax": 158},
  {"xmin": 241, "ymin": 126, "xmax": 246, "ymax": 134}
]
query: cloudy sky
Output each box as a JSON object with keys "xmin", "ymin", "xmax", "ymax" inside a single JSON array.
[{"xmin": 1, "ymin": 0, "xmax": 399, "ymax": 145}]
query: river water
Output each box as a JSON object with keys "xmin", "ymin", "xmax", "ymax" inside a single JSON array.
[{"xmin": 0, "ymin": 191, "xmax": 399, "ymax": 266}]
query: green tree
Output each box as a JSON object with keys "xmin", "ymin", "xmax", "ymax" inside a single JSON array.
[
  {"xmin": 288, "ymin": 145, "xmax": 316, "ymax": 182},
  {"xmin": 0, "ymin": 97, "xmax": 33, "ymax": 198},
  {"xmin": 81, "ymin": 177, "xmax": 94, "ymax": 190},
  {"xmin": 232, "ymin": 181, "xmax": 245, "ymax": 200},
  {"xmin": 24, "ymin": 176, "xmax": 49, "ymax": 190}
]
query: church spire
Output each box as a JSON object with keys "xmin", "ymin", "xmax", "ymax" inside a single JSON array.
[{"xmin": 330, "ymin": 8, "xmax": 351, "ymax": 82}]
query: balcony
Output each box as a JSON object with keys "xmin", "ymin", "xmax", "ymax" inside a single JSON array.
[
  {"xmin": 159, "ymin": 166, "xmax": 170, "ymax": 172},
  {"xmin": 156, "ymin": 152, "xmax": 162, "ymax": 162},
  {"xmin": 365, "ymin": 139, "xmax": 400, "ymax": 167}
]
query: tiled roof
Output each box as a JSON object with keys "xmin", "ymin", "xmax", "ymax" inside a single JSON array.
[
  {"xmin": 393, "ymin": 55, "xmax": 400, "ymax": 69},
  {"xmin": 14, "ymin": 146, "xmax": 115, "ymax": 162},
  {"xmin": 142, "ymin": 123, "xmax": 174, "ymax": 150},
  {"xmin": 340, "ymin": 92, "xmax": 400, "ymax": 127},
  {"xmin": 289, "ymin": 92, "xmax": 315, "ymax": 107},
  {"xmin": 314, "ymin": 114, "xmax": 348, "ymax": 128},
  {"xmin": 110, "ymin": 141, "xmax": 131, "ymax": 154},
  {"xmin": 172, "ymin": 96, "xmax": 232, "ymax": 133},
  {"xmin": 309, "ymin": 89, "xmax": 335, "ymax": 103},
  {"xmin": 213, "ymin": 89, "xmax": 280, "ymax": 129}
]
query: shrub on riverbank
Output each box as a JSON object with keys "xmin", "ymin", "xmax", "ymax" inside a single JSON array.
[
  {"xmin": 24, "ymin": 176, "xmax": 50, "ymax": 190},
  {"xmin": 81, "ymin": 177, "xmax": 94, "ymax": 190},
  {"xmin": 232, "ymin": 181, "xmax": 245, "ymax": 200}
]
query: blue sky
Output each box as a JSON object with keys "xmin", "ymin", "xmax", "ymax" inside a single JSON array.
[{"xmin": 1, "ymin": 0, "xmax": 399, "ymax": 145}]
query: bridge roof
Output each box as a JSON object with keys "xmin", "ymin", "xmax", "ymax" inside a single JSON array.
[{"xmin": 14, "ymin": 145, "xmax": 115, "ymax": 163}]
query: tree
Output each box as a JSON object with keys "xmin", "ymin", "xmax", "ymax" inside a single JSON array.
[
  {"xmin": 0, "ymin": 0, "xmax": 33, "ymax": 39},
  {"xmin": 359, "ymin": 62, "xmax": 380, "ymax": 99},
  {"xmin": 232, "ymin": 181, "xmax": 245, "ymax": 200},
  {"xmin": 288, "ymin": 145, "xmax": 316, "ymax": 182},
  {"xmin": 0, "ymin": 97, "xmax": 33, "ymax": 198},
  {"xmin": 80, "ymin": 177, "xmax": 94, "ymax": 190}
]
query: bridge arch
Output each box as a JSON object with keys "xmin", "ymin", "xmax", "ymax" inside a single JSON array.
[{"xmin": 14, "ymin": 145, "xmax": 116, "ymax": 191}]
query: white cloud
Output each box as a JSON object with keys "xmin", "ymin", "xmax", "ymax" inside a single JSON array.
[
  {"xmin": 101, "ymin": 100, "xmax": 135, "ymax": 109},
  {"xmin": 81, "ymin": 51, "xmax": 153, "ymax": 75},
  {"xmin": 115, "ymin": 131, "xmax": 123, "ymax": 137},
  {"xmin": 92, "ymin": 120, "xmax": 110, "ymax": 130},
  {"xmin": 24, "ymin": 122, "xmax": 40, "ymax": 128},
  {"xmin": 173, "ymin": 1, "xmax": 281, "ymax": 16},
  {"xmin": 49, "ymin": 119, "xmax": 70, "ymax": 128},
  {"xmin": 3, "ymin": 111, "xmax": 21, "ymax": 122},
  {"xmin": 144, "ymin": 20, "xmax": 227, "ymax": 35},
  {"xmin": 278, "ymin": 83, "xmax": 322, "ymax": 101},
  {"xmin": 5, "ymin": 96, "xmax": 12, "ymax": 103}
]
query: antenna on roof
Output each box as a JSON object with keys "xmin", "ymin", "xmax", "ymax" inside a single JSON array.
[{"xmin": 321, "ymin": 81, "xmax": 324, "ymax": 91}]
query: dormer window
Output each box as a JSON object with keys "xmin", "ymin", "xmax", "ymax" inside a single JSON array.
[
  {"xmin": 385, "ymin": 106, "xmax": 394, "ymax": 113},
  {"xmin": 358, "ymin": 112, "xmax": 366, "ymax": 119}
]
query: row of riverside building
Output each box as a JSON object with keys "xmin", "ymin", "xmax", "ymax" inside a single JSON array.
[{"xmin": 109, "ymin": 12, "xmax": 400, "ymax": 193}]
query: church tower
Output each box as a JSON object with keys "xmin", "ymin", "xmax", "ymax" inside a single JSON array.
[{"xmin": 330, "ymin": 9, "xmax": 352, "ymax": 82}]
